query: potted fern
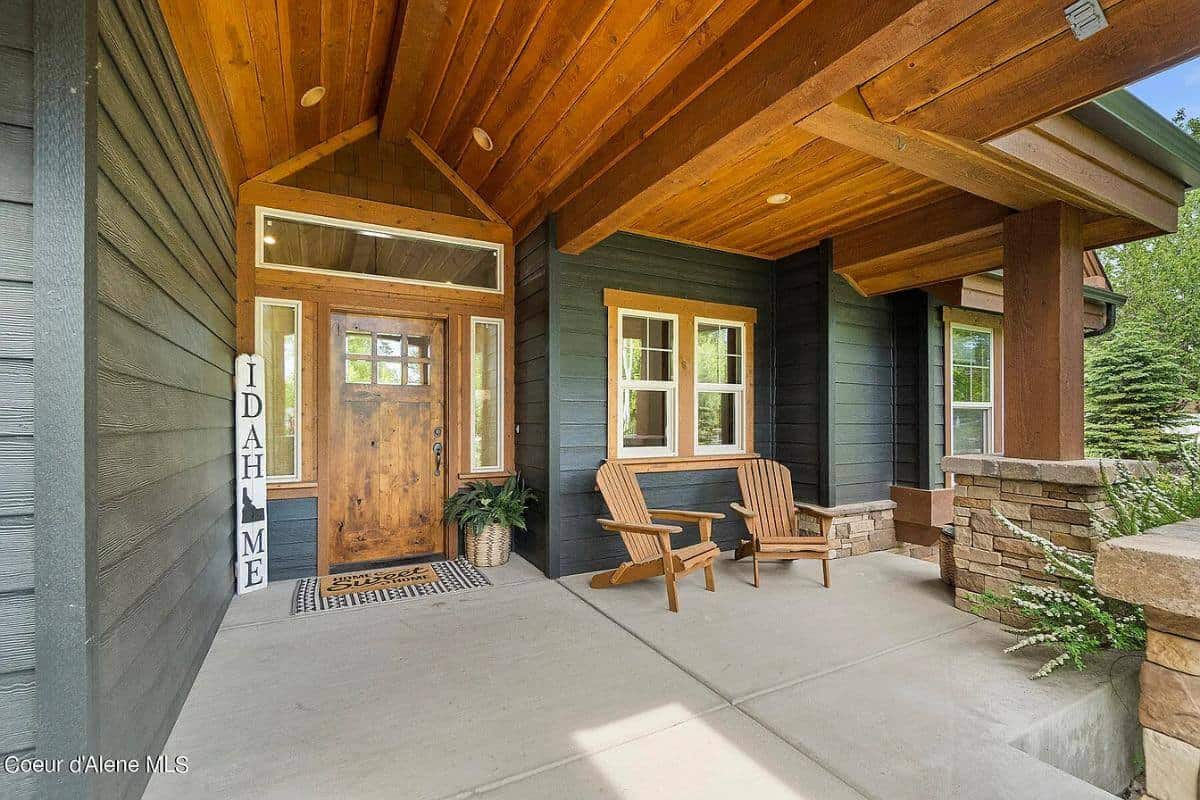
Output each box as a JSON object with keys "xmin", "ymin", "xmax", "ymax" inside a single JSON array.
[{"xmin": 444, "ymin": 475, "xmax": 536, "ymax": 567}]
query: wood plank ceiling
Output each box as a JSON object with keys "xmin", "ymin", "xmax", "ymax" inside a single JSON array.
[{"xmin": 160, "ymin": 0, "xmax": 1200, "ymax": 271}]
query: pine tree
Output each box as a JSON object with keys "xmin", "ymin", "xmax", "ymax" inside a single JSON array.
[{"xmin": 1085, "ymin": 323, "xmax": 1187, "ymax": 460}]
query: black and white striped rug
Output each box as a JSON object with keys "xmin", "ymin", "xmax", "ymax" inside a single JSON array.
[{"xmin": 290, "ymin": 557, "xmax": 491, "ymax": 615}]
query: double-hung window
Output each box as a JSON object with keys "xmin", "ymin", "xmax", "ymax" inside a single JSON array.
[
  {"xmin": 617, "ymin": 311, "xmax": 677, "ymax": 457},
  {"xmin": 695, "ymin": 319, "xmax": 745, "ymax": 453},
  {"xmin": 606, "ymin": 290, "xmax": 756, "ymax": 465},
  {"xmin": 950, "ymin": 324, "xmax": 995, "ymax": 455}
]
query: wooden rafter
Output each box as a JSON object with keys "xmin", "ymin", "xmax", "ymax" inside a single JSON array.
[
  {"xmin": 553, "ymin": 0, "xmax": 990, "ymax": 255},
  {"xmin": 405, "ymin": 129, "xmax": 505, "ymax": 223},
  {"xmin": 242, "ymin": 118, "xmax": 380, "ymax": 188}
]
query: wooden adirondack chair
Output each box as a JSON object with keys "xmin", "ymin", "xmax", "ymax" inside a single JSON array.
[
  {"xmin": 590, "ymin": 462, "xmax": 724, "ymax": 612},
  {"xmin": 731, "ymin": 459, "xmax": 832, "ymax": 588}
]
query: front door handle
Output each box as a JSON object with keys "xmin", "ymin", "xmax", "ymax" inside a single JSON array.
[{"xmin": 433, "ymin": 442, "xmax": 443, "ymax": 476}]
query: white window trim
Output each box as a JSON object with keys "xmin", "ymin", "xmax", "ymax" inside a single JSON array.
[
  {"xmin": 470, "ymin": 317, "xmax": 505, "ymax": 473},
  {"xmin": 255, "ymin": 205, "xmax": 505, "ymax": 295},
  {"xmin": 949, "ymin": 322, "xmax": 995, "ymax": 456},
  {"xmin": 694, "ymin": 317, "xmax": 746, "ymax": 455},
  {"xmin": 617, "ymin": 309, "xmax": 679, "ymax": 458},
  {"xmin": 254, "ymin": 296, "xmax": 303, "ymax": 483}
]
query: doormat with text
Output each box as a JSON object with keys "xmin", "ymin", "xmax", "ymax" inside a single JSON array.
[{"xmin": 291, "ymin": 558, "xmax": 491, "ymax": 615}]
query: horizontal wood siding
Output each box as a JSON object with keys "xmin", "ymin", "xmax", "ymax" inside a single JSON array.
[
  {"xmin": 892, "ymin": 290, "xmax": 923, "ymax": 488},
  {"xmin": 94, "ymin": 1, "xmax": 236, "ymax": 798},
  {"xmin": 513, "ymin": 222, "xmax": 554, "ymax": 575},
  {"xmin": 830, "ymin": 272, "xmax": 895, "ymax": 505},
  {"xmin": 267, "ymin": 499, "xmax": 317, "ymax": 580},
  {"xmin": 554, "ymin": 231, "xmax": 774, "ymax": 576},
  {"xmin": 0, "ymin": 1, "xmax": 36, "ymax": 793},
  {"xmin": 774, "ymin": 245, "xmax": 825, "ymax": 503}
]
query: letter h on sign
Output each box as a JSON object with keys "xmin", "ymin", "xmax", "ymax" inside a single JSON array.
[{"xmin": 235, "ymin": 354, "xmax": 269, "ymax": 593}]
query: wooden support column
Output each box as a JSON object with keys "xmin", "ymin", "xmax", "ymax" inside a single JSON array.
[{"xmin": 1002, "ymin": 202, "xmax": 1084, "ymax": 460}]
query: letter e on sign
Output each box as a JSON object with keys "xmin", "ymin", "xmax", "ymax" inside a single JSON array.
[{"xmin": 235, "ymin": 354, "xmax": 269, "ymax": 594}]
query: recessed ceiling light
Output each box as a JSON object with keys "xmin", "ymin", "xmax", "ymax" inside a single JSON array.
[
  {"xmin": 766, "ymin": 193, "xmax": 791, "ymax": 205},
  {"xmin": 472, "ymin": 126, "xmax": 494, "ymax": 152},
  {"xmin": 300, "ymin": 86, "xmax": 326, "ymax": 107},
  {"xmin": 262, "ymin": 234, "xmax": 277, "ymax": 245}
]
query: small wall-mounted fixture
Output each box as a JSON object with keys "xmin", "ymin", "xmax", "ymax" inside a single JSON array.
[
  {"xmin": 1064, "ymin": 0, "xmax": 1108, "ymax": 41},
  {"xmin": 300, "ymin": 85, "xmax": 326, "ymax": 107},
  {"xmin": 472, "ymin": 126, "xmax": 494, "ymax": 152},
  {"xmin": 766, "ymin": 193, "xmax": 792, "ymax": 205},
  {"xmin": 262, "ymin": 234, "xmax": 277, "ymax": 245}
]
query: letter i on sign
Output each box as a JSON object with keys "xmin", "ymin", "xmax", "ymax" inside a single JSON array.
[{"xmin": 235, "ymin": 354, "xmax": 269, "ymax": 594}]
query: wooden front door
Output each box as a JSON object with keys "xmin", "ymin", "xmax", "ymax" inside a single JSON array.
[{"xmin": 327, "ymin": 312, "xmax": 445, "ymax": 566}]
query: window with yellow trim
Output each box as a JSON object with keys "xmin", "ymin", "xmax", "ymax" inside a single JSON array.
[{"xmin": 605, "ymin": 289, "xmax": 756, "ymax": 465}]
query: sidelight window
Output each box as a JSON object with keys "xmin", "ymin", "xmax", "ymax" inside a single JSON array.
[
  {"xmin": 255, "ymin": 298, "xmax": 302, "ymax": 481},
  {"xmin": 471, "ymin": 318, "xmax": 504, "ymax": 472}
]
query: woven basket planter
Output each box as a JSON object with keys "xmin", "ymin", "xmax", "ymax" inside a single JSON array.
[
  {"xmin": 465, "ymin": 522, "xmax": 511, "ymax": 568},
  {"xmin": 939, "ymin": 527, "xmax": 956, "ymax": 587}
]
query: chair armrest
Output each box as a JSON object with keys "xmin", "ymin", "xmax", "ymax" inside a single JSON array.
[
  {"xmin": 596, "ymin": 519, "xmax": 683, "ymax": 536},
  {"xmin": 648, "ymin": 508, "xmax": 726, "ymax": 522},
  {"xmin": 730, "ymin": 502, "xmax": 757, "ymax": 520}
]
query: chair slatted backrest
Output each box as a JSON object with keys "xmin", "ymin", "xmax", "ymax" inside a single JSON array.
[
  {"xmin": 596, "ymin": 462, "xmax": 659, "ymax": 563},
  {"xmin": 736, "ymin": 459, "xmax": 796, "ymax": 539}
]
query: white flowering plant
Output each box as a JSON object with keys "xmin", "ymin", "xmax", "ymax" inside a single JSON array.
[{"xmin": 976, "ymin": 449, "xmax": 1200, "ymax": 678}]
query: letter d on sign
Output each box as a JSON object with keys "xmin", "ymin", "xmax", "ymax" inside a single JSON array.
[{"xmin": 235, "ymin": 354, "xmax": 269, "ymax": 594}]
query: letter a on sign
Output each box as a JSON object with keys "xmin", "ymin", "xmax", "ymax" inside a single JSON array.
[{"xmin": 235, "ymin": 354, "xmax": 269, "ymax": 594}]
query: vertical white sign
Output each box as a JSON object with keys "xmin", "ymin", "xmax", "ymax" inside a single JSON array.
[{"xmin": 236, "ymin": 354, "xmax": 269, "ymax": 594}]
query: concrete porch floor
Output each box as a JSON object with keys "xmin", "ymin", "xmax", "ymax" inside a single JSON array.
[{"xmin": 144, "ymin": 553, "xmax": 1140, "ymax": 800}]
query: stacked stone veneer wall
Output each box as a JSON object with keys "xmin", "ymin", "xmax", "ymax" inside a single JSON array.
[
  {"xmin": 1096, "ymin": 519, "xmax": 1200, "ymax": 800},
  {"xmin": 797, "ymin": 500, "xmax": 896, "ymax": 558},
  {"xmin": 944, "ymin": 455, "xmax": 1143, "ymax": 624}
]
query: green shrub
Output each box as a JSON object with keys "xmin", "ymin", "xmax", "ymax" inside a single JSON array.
[
  {"xmin": 977, "ymin": 450, "xmax": 1200, "ymax": 677},
  {"xmin": 1085, "ymin": 323, "xmax": 1188, "ymax": 460}
]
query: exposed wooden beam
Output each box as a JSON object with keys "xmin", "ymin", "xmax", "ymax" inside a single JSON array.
[
  {"xmin": 405, "ymin": 129, "xmax": 505, "ymax": 223},
  {"xmin": 893, "ymin": 0, "xmax": 1200, "ymax": 142},
  {"xmin": 242, "ymin": 117, "xmax": 379, "ymax": 188},
  {"xmin": 801, "ymin": 93, "xmax": 1183, "ymax": 234},
  {"xmin": 834, "ymin": 193, "xmax": 1157, "ymax": 297},
  {"xmin": 379, "ymin": 0, "xmax": 451, "ymax": 142},
  {"xmin": 1003, "ymin": 203, "xmax": 1085, "ymax": 460},
  {"xmin": 554, "ymin": 0, "xmax": 989, "ymax": 255}
]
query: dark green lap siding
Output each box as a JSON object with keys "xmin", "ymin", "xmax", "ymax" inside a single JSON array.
[
  {"xmin": 830, "ymin": 273, "xmax": 895, "ymax": 505},
  {"xmin": 554, "ymin": 231, "xmax": 774, "ymax": 576},
  {"xmin": 267, "ymin": 499, "xmax": 317, "ymax": 581},
  {"xmin": 513, "ymin": 223, "xmax": 555, "ymax": 575},
  {"xmin": 0, "ymin": 2, "xmax": 36, "ymax": 793},
  {"xmin": 94, "ymin": 2, "xmax": 236, "ymax": 798}
]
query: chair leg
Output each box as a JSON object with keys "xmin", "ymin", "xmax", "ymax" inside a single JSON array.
[
  {"xmin": 821, "ymin": 557, "xmax": 830, "ymax": 588},
  {"xmin": 704, "ymin": 561, "xmax": 716, "ymax": 592},
  {"xmin": 664, "ymin": 569, "xmax": 680, "ymax": 612},
  {"xmin": 752, "ymin": 549, "xmax": 760, "ymax": 588}
]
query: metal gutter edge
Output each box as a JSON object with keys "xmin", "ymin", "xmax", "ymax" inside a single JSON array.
[{"xmin": 1069, "ymin": 89, "xmax": 1200, "ymax": 189}]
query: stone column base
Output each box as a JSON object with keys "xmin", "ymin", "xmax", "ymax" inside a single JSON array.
[
  {"xmin": 941, "ymin": 454, "xmax": 1145, "ymax": 622},
  {"xmin": 795, "ymin": 499, "xmax": 896, "ymax": 558}
]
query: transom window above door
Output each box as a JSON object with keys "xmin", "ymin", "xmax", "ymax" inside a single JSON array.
[
  {"xmin": 605, "ymin": 289, "xmax": 757, "ymax": 466},
  {"xmin": 344, "ymin": 330, "xmax": 432, "ymax": 386},
  {"xmin": 256, "ymin": 207, "xmax": 503, "ymax": 293}
]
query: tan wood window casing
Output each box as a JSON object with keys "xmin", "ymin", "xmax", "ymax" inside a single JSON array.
[{"xmin": 604, "ymin": 289, "xmax": 757, "ymax": 472}]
